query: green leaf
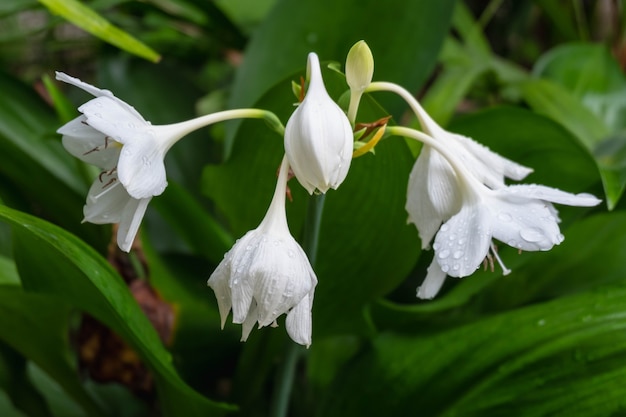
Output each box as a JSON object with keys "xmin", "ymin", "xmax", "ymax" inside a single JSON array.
[
  {"xmin": 0, "ymin": 204, "xmax": 233, "ymax": 417},
  {"xmin": 322, "ymin": 281, "xmax": 626, "ymax": 416},
  {"xmin": 533, "ymin": 43, "xmax": 626, "ymax": 98},
  {"xmin": 226, "ymin": 0, "xmax": 455, "ymax": 156},
  {"xmin": 0, "ymin": 286, "xmax": 104, "ymax": 417},
  {"xmin": 38, "ymin": 0, "xmax": 160, "ymax": 63},
  {"xmin": 520, "ymin": 79, "xmax": 624, "ymax": 208}
]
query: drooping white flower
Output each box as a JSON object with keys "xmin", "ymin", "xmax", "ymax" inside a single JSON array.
[
  {"xmin": 284, "ymin": 53, "xmax": 353, "ymax": 194},
  {"xmin": 387, "ymin": 126, "xmax": 601, "ymax": 299},
  {"xmin": 207, "ymin": 156, "xmax": 317, "ymax": 346},
  {"xmin": 57, "ymin": 72, "xmax": 265, "ymax": 252},
  {"xmin": 417, "ymin": 183, "xmax": 601, "ymax": 299},
  {"xmin": 403, "ymin": 94, "xmax": 533, "ymax": 250}
]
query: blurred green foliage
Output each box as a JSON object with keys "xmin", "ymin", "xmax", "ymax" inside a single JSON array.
[{"xmin": 0, "ymin": 0, "xmax": 625, "ymax": 416}]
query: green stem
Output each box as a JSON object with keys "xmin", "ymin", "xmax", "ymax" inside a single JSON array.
[{"xmin": 269, "ymin": 193, "xmax": 326, "ymax": 417}]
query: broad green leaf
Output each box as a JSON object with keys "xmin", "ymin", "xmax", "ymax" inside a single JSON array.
[
  {"xmin": 533, "ymin": 43, "xmax": 626, "ymax": 97},
  {"xmin": 0, "ymin": 344, "xmax": 51, "ymax": 417},
  {"xmin": 226, "ymin": 0, "xmax": 455, "ymax": 156},
  {"xmin": 38, "ymin": 0, "xmax": 160, "ymax": 62},
  {"xmin": 521, "ymin": 78, "xmax": 624, "ymax": 208},
  {"xmin": 322, "ymin": 281, "xmax": 626, "ymax": 416},
  {"xmin": 204, "ymin": 67, "xmax": 419, "ymax": 337},
  {"xmin": 0, "ymin": 287, "xmax": 104, "ymax": 417},
  {"xmin": 0, "ymin": 205, "xmax": 233, "ymax": 417}
]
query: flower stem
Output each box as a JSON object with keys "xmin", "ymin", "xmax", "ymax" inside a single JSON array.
[{"xmin": 269, "ymin": 193, "xmax": 326, "ymax": 417}]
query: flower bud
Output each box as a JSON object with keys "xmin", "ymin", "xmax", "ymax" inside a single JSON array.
[
  {"xmin": 346, "ymin": 40, "xmax": 374, "ymax": 93},
  {"xmin": 284, "ymin": 53, "xmax": 353, "ymax": 194}
]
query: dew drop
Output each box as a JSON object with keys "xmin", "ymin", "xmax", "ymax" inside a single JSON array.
[
  {"xmin": 433, "ymin": 243, "xmax": 441, "ymax": 250},
  {"xmin": 452, "ymin": 264, "xmax": 460, "ymax": 271},
  {"xmin": 507, "ymin": 239, "xmax": 518, "ymax": 247},
  {"xmin": 288, "ymin": 250, "xmax": 295, "ymax": 258},
  {"xmin": 520, "ymin": 227, "xmax": 544, "ymax": 242},
  {"xmin": 498, "ymin": 212, "xmax": 512, "ymax": 222},
  {"xmin": 440, "ymin": 224, "xmax": 450, "ymax": 232},
  {"xmin": 94, "ymin": 112, "xmax": 102, "ymax": 118},
  {"xmin": 438, "ymin": 249, "xmax": 451, "ymax": 259},
  {"xmin": 441, "ymin": 265, "xmax": 449, "ymax": 273},
  {"xmin": 448, "ymin": 234, "xmax": 457, "ymax": 241},
  {"xmin": 453, "ymin": 250, "xmax": 463, "ymax": 259},
  {"xmin": 458, "ymin": 238, "xmax": 466, "ymax": 245},
  {"xmin": 557, "ymin": 233, "xmax": 565, "ymax": 243}
]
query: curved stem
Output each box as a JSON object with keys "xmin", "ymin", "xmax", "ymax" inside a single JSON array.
[
  {"xmin": 163, "ymin": 108, "xmax": 285, "ymax": 141},
  {"xmin": 269, "ymin": 193, "xmax": 326, "ymax": 417}
]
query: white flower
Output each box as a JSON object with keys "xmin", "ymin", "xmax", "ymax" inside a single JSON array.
[
  {"xmin": 406, "ymin": 107, "xmax": 533, "ymax": 250},
  {"xmin": 416, "ymin": 172, "xmax": 601, "ymax": 299},
  {"xmin": 57, "ymin": 72, "xmax": 254, "ymax": 252},
  {"xmin": 207, "ymin": 157, "xmax": 317, "ymax": 346},
  {"xmin": 284, "ymin": 53, "xmax": 353, "ymax": 194}
]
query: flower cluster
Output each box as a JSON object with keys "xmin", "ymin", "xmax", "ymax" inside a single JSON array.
[{"xmin": 57, "ymin": 40, "xmax": 600, "ymax": 346}]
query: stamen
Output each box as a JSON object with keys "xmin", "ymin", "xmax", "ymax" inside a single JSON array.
[
  {"xmin": 490, "ymin": 242, "xmax": 512, "ymax": 276},
  {"xmin": 102, "ymin": 177, "xmax": 117, "ymax": 188}
]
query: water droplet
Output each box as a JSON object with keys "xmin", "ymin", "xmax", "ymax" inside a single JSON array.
[
  {"xmin": 433, "ymin": 243, "xmax": 441, "ymax": 250},
  {"xmin": 448, "ymin": 234, "xmax": 457, "ymax": 241},
  {"xmin": 94, "ymin": 112, "xmax": 102, "ymax": 118},
  {"xmin": 441, "ymin": 265, "xmax": 449, "ymax": 273},
  {"xmin": 95, "ymin": 101, "xmax": 103, "ymax": 107},
  {"xmin": 498, "ymin": 212, "xmax": 512, "ymax": 222},
  {"xmin": 438, "ymin": 249, "xmax": 451, "ymax": 259},
  {"xmin": 440, "ymin": 224, "xmax": 450, "ymax": 232},
  {"xmin": 557, "ymin": 233, "xmax": 565, "ymax": 243},
  {"xmin": 274, "ymin": 240, "xmax": 281, "ymax": 246},
  {"xmin": 288, "ymin": 250, "xmax": 295, "ymax": 258},
  {"xmin": 141, "ymin": 156, "xmax": 151, "ymax": 166},
  {"xmin": 452, "ymin": 264, "xmax": 460, "ymax": 271},
  {"xmin": 458, "ymin": 238, "xmax": 466, "ymax": 245},
  {"xmin": 520, "ymin": 227, "xmax": 544, "ymax": 242},
  {"xmin": 245, "ymin": 245, "xmax": 252, "ymax": 251},
  {"xmin": 453, "ymin": 250, "xmax": 463, "ymax": 259},
  {"xmin": 507, "ymin": 239, "xmax": 518, "ymax": 247}
]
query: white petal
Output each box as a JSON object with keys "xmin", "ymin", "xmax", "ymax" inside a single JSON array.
[
  {"xmin": 116, "ymin": 135, "xmax": 168, "ymax": 198},
  {"xmin": 489, "ymin": 192, "xmax": 562, "ymax": 251},
  {"xmin": 207, "ymin": 262, "xmax": 233, "ymax": 329},
  {"xmin": 117, "ymin": 197, "xmax": 151, "ymax": 252},
  {"xmin": 454, "ymin": 133, "xmax": 533, "ymax": 184},
  {"xmin": 406, "ymin": 146, "xmax": 461, "ymax": 249},
  {"xmin": 506, "ymin": 184, "xmax": 602, "ymax": 207},
  {"xmin": 56, "ymin": 72, "xmax": 146, "ymax": 121},
  {"xmin": 417, "ymin": 259, "xmax": 448, "ymax": 299},
  {"xmin": 60, "ymin": 117, "xmax": 121, "ymax": 169},
  {"xmin": 433, "ymin": 203, "xmax": 491, "ymax": 277},
  {"xmin": 79, "ymin": 96, "xmax": 148, "ymax": 144},
  {"xmin": 240, "ymin": 300, "xmax": 258, "ymax": 342},
  {"xmin": 251, "ymin": 238, "xmax": 314, "ymax": 327},
  {"xmin": 228, "ymin": 232, "xmax": 260, "ymax": 324},
  {"xmin": 286, "ymin": 293, "xmax": 313, "ymax": 347},
  {"xmin": 83, "ymin": 176, "xmax": 129, "ymax": 224}
]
